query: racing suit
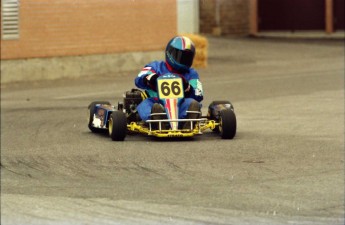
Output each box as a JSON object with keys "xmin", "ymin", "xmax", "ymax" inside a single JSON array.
[{"xmin": 135, "ymin": 61, "xmax": 203, "ymax": 121}]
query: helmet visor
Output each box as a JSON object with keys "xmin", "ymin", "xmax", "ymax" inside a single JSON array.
[{"xmin": 168, "ymin": 47, "xmax": 194, "ymax": 68}]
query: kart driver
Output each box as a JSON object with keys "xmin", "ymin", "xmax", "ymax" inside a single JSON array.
[{"xmin": 134, "ymin": 36, "xmax": 204, "ymax": 129}]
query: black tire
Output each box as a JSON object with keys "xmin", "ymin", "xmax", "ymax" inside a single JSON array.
[
  {"xmin": 88, "ymin": 101, "xmax": 111, "ymax": 133},
  {"xmin": 208, "ymin": 101, "xmax": 234, "ymax": 118},
  {"xmin": 109, "ymin": 111, "xmax": 127, "ymax": 141},
  {"xmin": 219, "ymin": 109, "xmax": 237, "ymax": 139},
  {"xmin": 208, "ymin": 101, "xmax": 234, "ymax": 132},
  {"xmin": 209, "ymin": 100, "xmax": 231, "ymax": 107}
]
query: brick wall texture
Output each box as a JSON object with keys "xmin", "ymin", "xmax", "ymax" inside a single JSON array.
[
  {"xmin": 200, "ymin": 0, "xmax": 249, "ymax": 35},
  {"xmin": 1, "ymin": 0, "xmax": 177, "ymax": 60}
]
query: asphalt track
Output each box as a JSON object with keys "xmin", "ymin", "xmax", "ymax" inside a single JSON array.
[{"xmin": 1, "ymin": 37, "xmax": 344, "ymax": 225}]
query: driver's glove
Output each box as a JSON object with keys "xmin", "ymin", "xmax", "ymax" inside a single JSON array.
[
  {"xmin": 145, "ymin": 74, "xmax": 158, "ymax": 91},
  {"xmin": 181, "ymin": 76, "xmax": 191, "ymax": 96}
]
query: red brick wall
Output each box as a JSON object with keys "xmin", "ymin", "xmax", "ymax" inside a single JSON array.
[
  {"xmin": 200, "ymin": 0, "xmax": 249, "ymax": 35},
  {"xmin": 1, "ymin": 0, "xmax": 176, "ymax": 59}
]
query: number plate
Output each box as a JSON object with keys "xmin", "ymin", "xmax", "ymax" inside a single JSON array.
[{"xmin": 157, "ymin": 78, "xmax": 184, "ymax": 99}]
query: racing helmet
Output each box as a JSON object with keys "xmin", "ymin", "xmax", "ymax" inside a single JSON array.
[{"xmin": 165, "ymin": 36, "xmax": 195, "ymax": 72}]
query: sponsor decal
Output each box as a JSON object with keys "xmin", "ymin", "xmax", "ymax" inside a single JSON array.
[
  {"xmin": 190, "ymin": 79, "xmax": 203, "ymax": 97},
  {"xmin": 92, "ymin": 114, "xmax": 102, "ymax": 128},
  {"xmin": 92, "ymin": 108, "xmax": 106, "ymax": 128}
]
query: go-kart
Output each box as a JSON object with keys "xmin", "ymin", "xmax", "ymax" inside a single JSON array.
[{"xmin": 88, "ymin": 73, "xmax": 236, "ymax": 141}]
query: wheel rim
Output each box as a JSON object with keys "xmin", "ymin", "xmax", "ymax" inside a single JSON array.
[
  {"xmin": 109, "ymin": 117, "xmax": 113, "ymax": 135},
  {"xmin": 219, "ymin": 117, "xmax": 223, "ymax": 133}
]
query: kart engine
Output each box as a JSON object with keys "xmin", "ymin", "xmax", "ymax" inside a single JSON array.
[{"xmin": 124, "ymin": 89, "xmax": 143, "ymax": 121}]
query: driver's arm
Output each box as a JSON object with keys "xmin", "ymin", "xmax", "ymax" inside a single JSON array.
[{"xmin": 135, "ymin": 66, "xmax": 157, "ymax": 90}]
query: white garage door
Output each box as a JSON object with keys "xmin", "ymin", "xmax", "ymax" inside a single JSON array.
[{"xmin": 177, "ymin": 0, "xmax": 199, "ymax": 34}]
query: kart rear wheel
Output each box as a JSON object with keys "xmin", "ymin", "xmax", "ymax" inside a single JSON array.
[
  {"xmin": 219, "ymin": 109, "xmax": 236, "ymax": 139},
  {"xmin": 109, "ymin": 111, "xmax": 127, "ymax": 141},
  {"xmin": 88, "ymin": 101, "xmax": 111, "ymax": 133}
]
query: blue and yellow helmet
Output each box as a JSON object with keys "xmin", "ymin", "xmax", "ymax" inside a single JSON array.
[{"xmin": 165, "ymin": 36, "xmax": 195, "ymax": 72}]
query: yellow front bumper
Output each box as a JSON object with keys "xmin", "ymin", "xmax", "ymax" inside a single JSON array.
[{"xmin": 127, "ymin": 119, "xmax": 218, "ymax": 138}]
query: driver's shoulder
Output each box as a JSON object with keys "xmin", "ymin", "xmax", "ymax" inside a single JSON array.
[{"xmin": 186, "ymin": 68, "xmax": 200, "ymax": 79}]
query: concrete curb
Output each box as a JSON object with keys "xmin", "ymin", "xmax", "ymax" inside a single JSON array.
[{"xmin": 0, "ymin": 51, "xmax": 164, "ymax": 84}]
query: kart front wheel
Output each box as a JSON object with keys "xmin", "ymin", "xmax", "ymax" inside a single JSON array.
[
  {"xmin": 219, "ymin": 109, "xmax": 237, "ymax": 139},
  {"xmin": 109, "ymin": 111, "xmax": 127, "ymax": 141}
]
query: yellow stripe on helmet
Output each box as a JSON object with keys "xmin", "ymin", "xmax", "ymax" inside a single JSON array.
[{"xmin": 182, "ymin": 36, "xmax": 192, "ymax": 50}]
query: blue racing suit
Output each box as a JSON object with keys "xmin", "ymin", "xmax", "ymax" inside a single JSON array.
[{"xmin": 135, "ymin": 61, "xmax": 203, "ymax": 121}]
